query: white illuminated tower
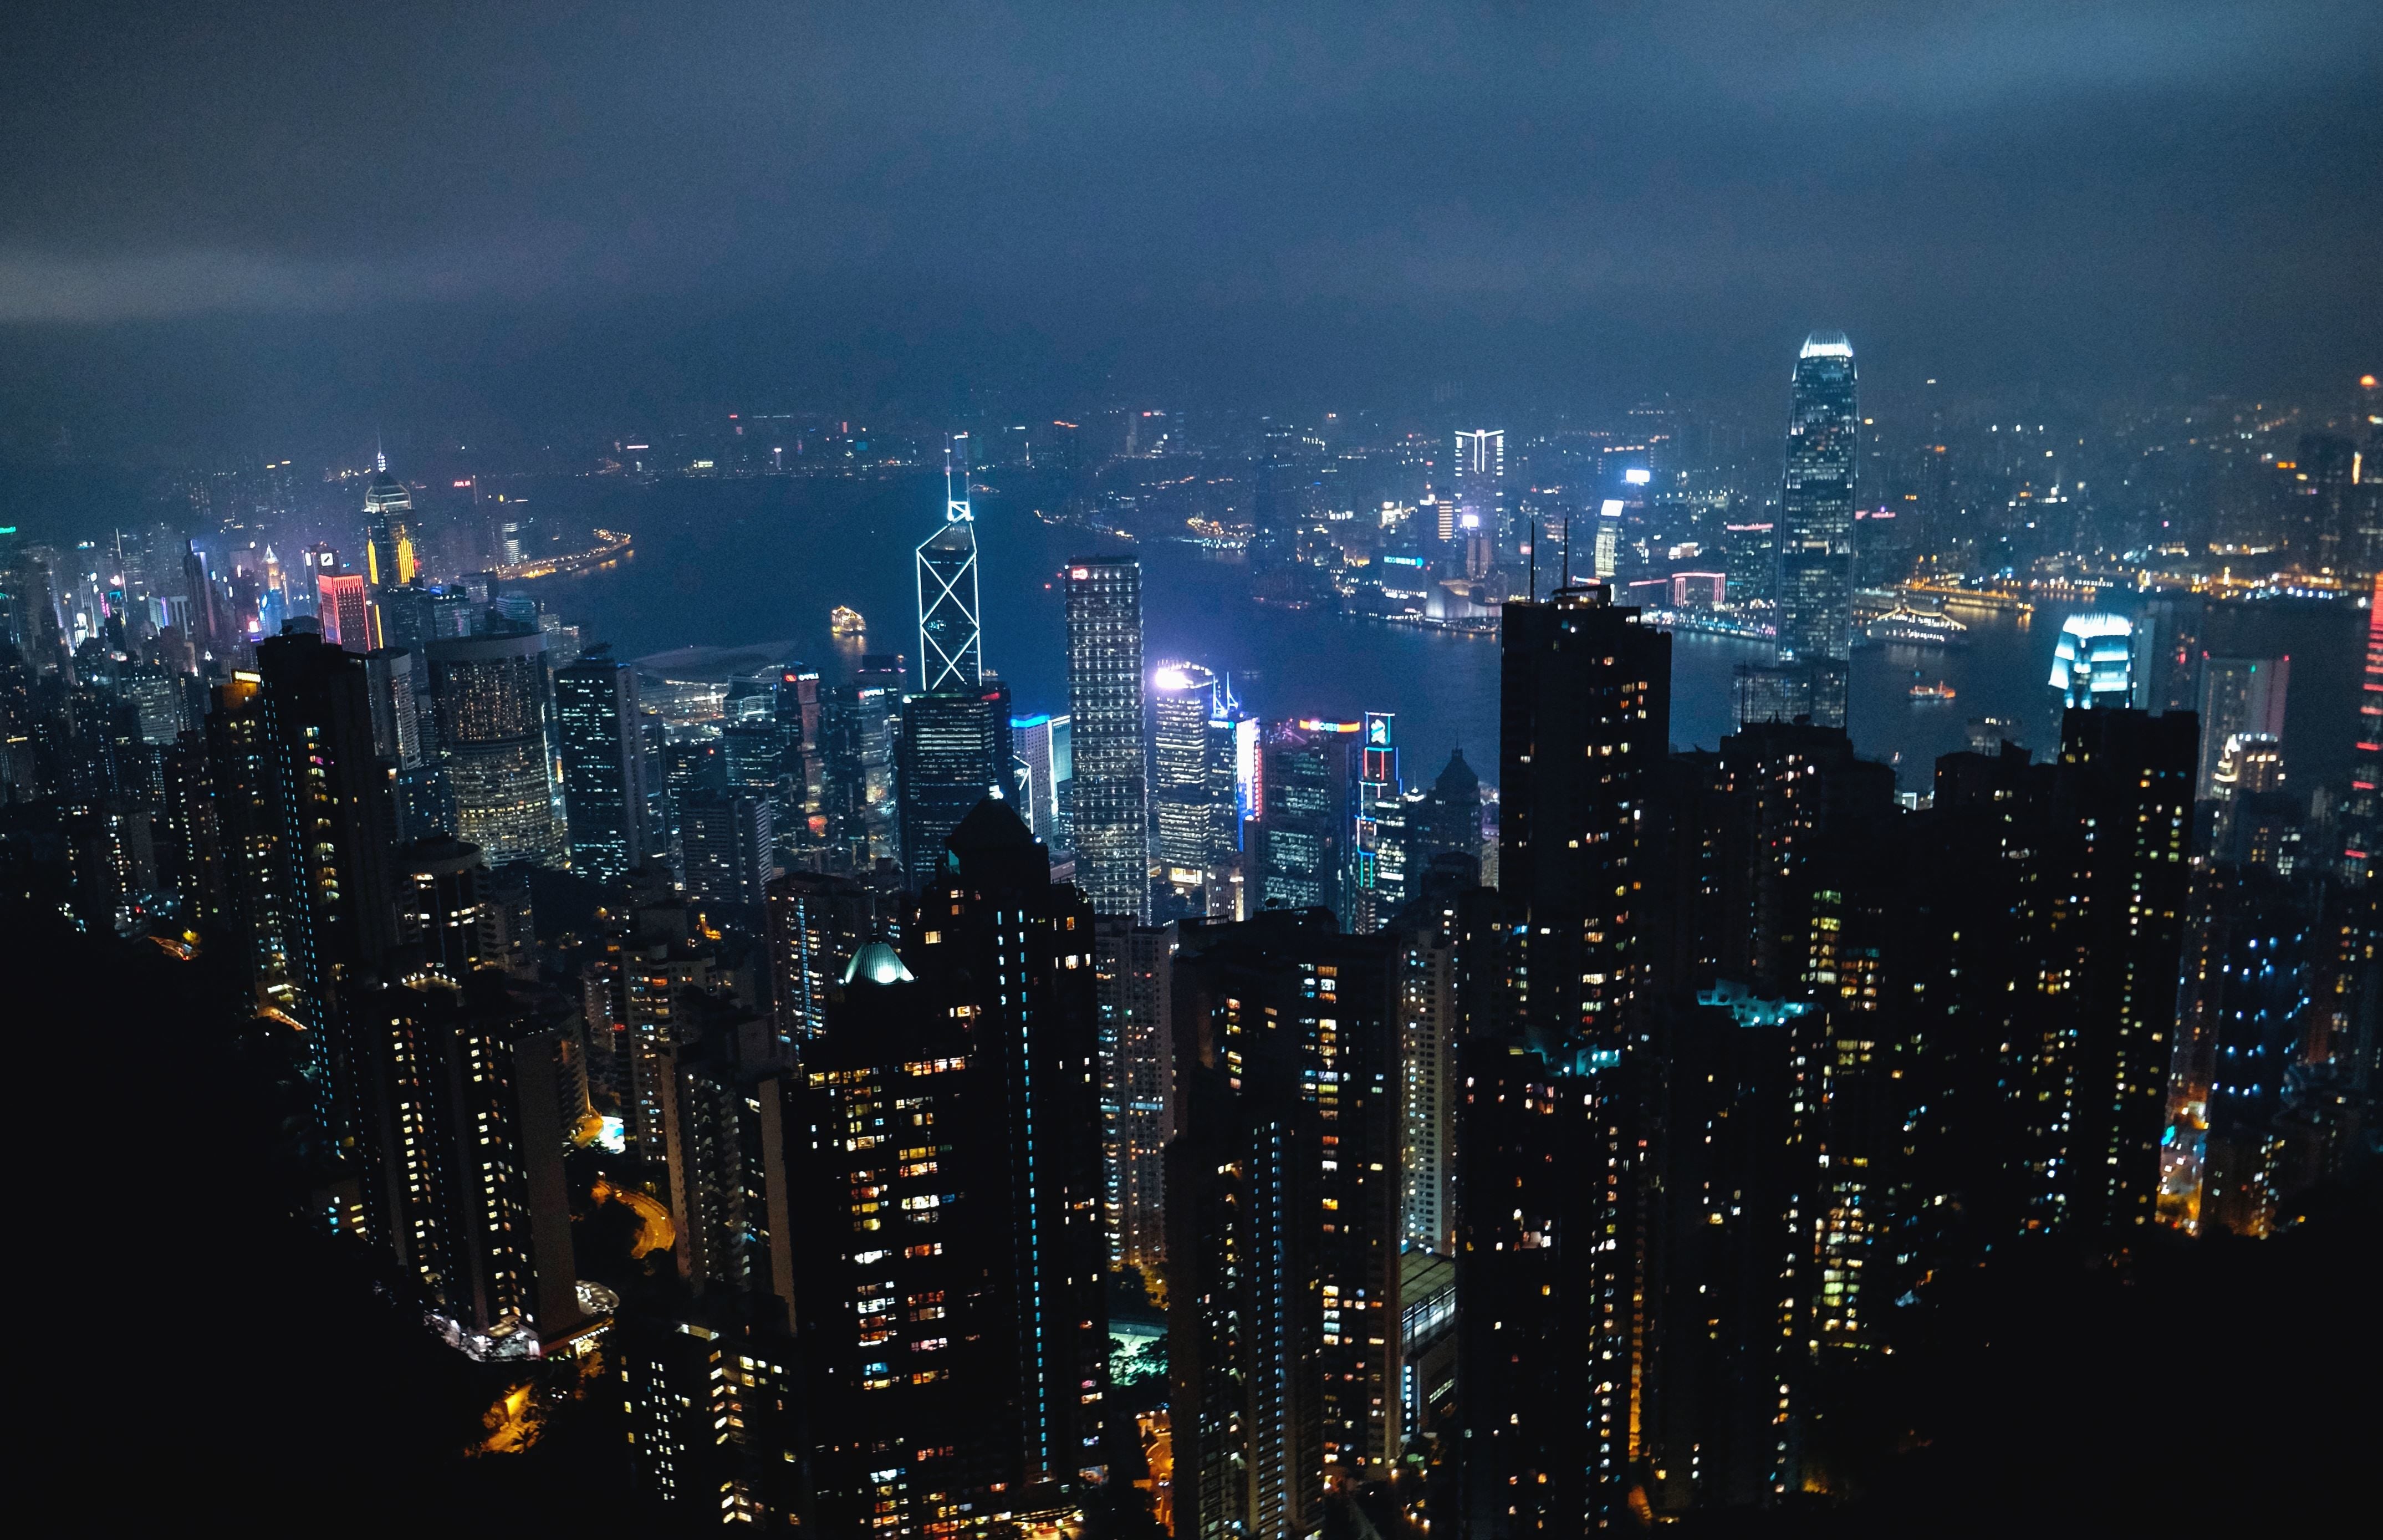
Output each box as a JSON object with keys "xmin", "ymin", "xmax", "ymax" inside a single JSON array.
[
  {"xmin": 917, "ymin": 434, "xmax": 983, "ymax": 691},
  {"xmin": 1455, "ymin": 427, "xmax": 1507, "ymax": 557}
]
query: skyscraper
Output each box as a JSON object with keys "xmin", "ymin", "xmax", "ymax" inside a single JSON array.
[
  {"xmin": 1257, "ymin": 719, "xmax": 1358, "ymax": 922},
  {"xmin": 1498, "ymin": 582, "xmax": 1673, "ymax": 1049},
  {"xmin": 1151, "ymin": 662, "xmax": 1230, "ymax": 918},
  {"xmin": 554, "ymin": 647, "xmax": 650, "ymax": 882},
  {"xmin": 917, "ymin": 436, "xmax": 983, "ymax": 693},
  {"xmin": 1350, "ymin": 711, "xmax": 1408, "ymax": 935},
  {"xmin": 1011, "ymin": 710, "xmax": 1073, "ymax": 850},
  {"xmin": 363, "ymin": 458, "xmax": 419, "ymax": 590},
  {"xmin": 1454, "ymin": 426, "xmax": 1508, "ymax": 570},
  {"xmin": 789, "ymin": 799, "xmax": 1108, "ymax": 1533},
  {"xmin": 426, "ymin": 629, "xmax": 564, "ymax": 867},
  {"xmin": 1064, "ymin": 557, "xmax": 1149, "ymax": 920},
  {"xmin": 1776, "ymin": 332, "xmax": 1858, "ymax": 727},
  {"xmin": 2049, "ymin": 613, "xmax": 2138, "ymax": 712},
  {"xmin": 897, "ymin": 679, "xmax": 1013, "ymax": 894}
]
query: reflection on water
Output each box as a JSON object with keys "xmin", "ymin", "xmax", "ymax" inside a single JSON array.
[{"xmin": 519, "ymin": 473, "xmax": 2091, "ymax": 789}]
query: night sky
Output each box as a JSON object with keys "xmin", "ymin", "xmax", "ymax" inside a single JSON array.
[{"xmin": 4, "ymin": 1, "xmax": 2377, "ymax": 446}]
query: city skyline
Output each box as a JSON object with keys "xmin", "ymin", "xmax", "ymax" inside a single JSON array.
[{"xmin": 2, "ymin": 8, "xmax": 2375, "ymax": 1537}]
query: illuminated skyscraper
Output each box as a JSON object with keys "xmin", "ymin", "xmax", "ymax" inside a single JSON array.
[
  {"xmin": 426, "ymin": 629, "xmax": 564, "ymax": 866},
  {"xmin": 315, "ymin": 571, "xmax": 375, "ymax": 651},
  {"xmin": 917, "ymin": 436, "xmax": 983, "ymax": 692},
  {"xmin": 2049, "ymin": 613, "xmax": 2137, "ymax": 711},
  {"xmin": 1455, "ymin": 427, "xmax": 1507, "ymax": 559},
  {"xmin": 1498, "ymin": 582, "xmax": 1672, "ymax": 1048},
  {"xmin": 555, "ymin": 647, "xmax": 650, "ymax": 882},
  {"xmin": 364, "ymin": 455, "xmax": 419, "ymax": 590},
  {"xmin": 1011, "ymin": 711, "xmax": 1073, "ymax": 850},
  {"xmin": 1151, "ymin": 662, "xmax": 1232, "ymax": 916},
  {"xmin": 1064, "ymin": 556, "xmax": 1149, "ymax": 920},
  {"xmin": 2194, "ymin": 655, "xmax": 2290, "ymax": 800},
  {"xmin": 1351, "ymin": 711, "xmax": 1407, "ymax": 935},
  {"xmin": 1776, "ymin": 332, "xmax": 1858, "ymax": 727}
]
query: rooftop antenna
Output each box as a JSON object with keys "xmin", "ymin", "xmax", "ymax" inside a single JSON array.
[
  {"xmin": 375, "ymin": 432, "xmax": 387, "ymax": 475},
  {"xmin": 945, "ymin": 433, "xmax": 972, "ymax": 522}
]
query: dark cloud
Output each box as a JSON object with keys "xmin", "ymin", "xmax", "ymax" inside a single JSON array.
[{"xmin": 2, "ymin": 1, "xmax": 2376, "ymax": 441}]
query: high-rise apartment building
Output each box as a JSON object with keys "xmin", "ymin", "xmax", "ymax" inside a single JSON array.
[
  {"xmin": 1171, "ymin": 909, "xmax": 1406, "ymax": 1501},
  {"xmin": 1065, "ymin": 557, "xmax": 1149, "ymax": 919},
  {"xmin": 1498, "ymin": 582, "xmax": 1672, "ymax": 1048},
  {"xmin": 1775, "ymin": 333, "xmax": 1858, "ymax": 727},
  {"xmin": 679, "ymin": 791, "xmax": 774, "ymax": 916},
  {"xmin": 1094, "ymin": 914, "xmax": 1172, "ymax": 1272},
  {"xmin": 554, "ymin": 648, "xmax": 650, "ymax": 882},
  {"xmin": 788, "ymin": 799, "xmax": 1107, "ymax": 1533}
]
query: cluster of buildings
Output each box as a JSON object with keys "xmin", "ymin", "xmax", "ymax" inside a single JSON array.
[{"xmin": 0, "ymin": 345, "xmax": 2373, "ymax": 1537}]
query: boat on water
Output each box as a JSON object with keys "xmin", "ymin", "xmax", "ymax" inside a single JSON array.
[
  {"xmin": 829, "ymin": 605, "xmax": 866, "ymax": 637},
  {"xmin": 1910, "ymin": 679, "xmax": 1957, "ymax": 703},
  {"xmin": 1864, "ymin": 605, "xmax": 1971, "ymax": 649}
]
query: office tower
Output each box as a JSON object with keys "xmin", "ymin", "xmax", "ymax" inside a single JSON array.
[
  {"xmin": 897, "ymin": 679, "xmax": 1013, "ymax": 894},
  {"xmin": 1011, "ymin": 710, "xmax": 1073, "ymax": 850},
  {"xmin": 1407, "ymin": 747, "xmax": 1481, "ymax": 871},
  {"xmin": 1723, "ymin": 518, "xmax": 1775, "ymax": 604},
  {"xmin": 2048, "ymin": 613, "xmax": 2137, "ymax": 712},
  {"xmin": 918, "ymin": 437, "xmax": 983, "ymax": 692},
  {"xmin": 1065, "ymin": 557, "xmax": 1150, "ymax": 920},
  {"xmin": 2023, "ymin": 707, "xmax": 2195, "ymax": 1238},
  {"xmin": 1152, "ymin": 664, "xmax": 1231, "ymax": 918},
  {"xmin": 1249, "ymin": 437, "xmax": 1300, "ymax": 571},
  {"xmin": 395, "ymin": 834, "xmax": 499, "ymax": 980},
  {"xmin": 680, "ymin": 791, "xmax": 774, "ymax": 915},
  {"xmin": 1455, "ymin": 427, "xmax": 1508, "ymax": 562},
  {"xmin": 1732, "ymin": 658, "xmax": 1816, "ymax": 730},
  {"xmin": 363, "ymin": 461, "xmax": 418, "ymax": 589},
  {"xmin": 1776, "ymin": 332, "xmax": 1858, "ymax": 727},
  {"xmin": 554, "ymin": 648, "xmax": 649, "ymax": 882},
  {"xmin": 1350, "ymin": 712, "xmax": 1409, "ymax": 935},
  {"xmin": 764, "ymin": 869, "xmax": 886, "ymax": 1050},
  {"xmin": 774, "ymin": 662, "xmax": 824, "ymax": 848},
  {"xmin": 363, "ymin": 973, "xmax": 585, "ymax": 1353},
  {"xmin": 1499, "ymin": 583, "xmax": 1673, "ymax": 1048},
  {"xmin": 2130, "ymin": 595, "xmax": 2205, "ymax": 711},
  {"xmin": 1257, "ymin": 719, "xmax": 1358, "ymax": 922},
  {"xmin": 425, "ymin": 629, "xmax": 564, "ymax": 867},
  {"xmin": 1592, "ymin": 497, "xmax": 1624, "ymax": 580},
  {"xmin": 2194, "ymin": 656, "xmax": 2290, "ymax": 800},
  {"xmin": 1170, "ymin": 909, "xmax": 1406, "ymax": 1506},
  {"xmin": 359, "ymin": 647, "xmax": 422, "ymax": 770},
  {"xmin": 315, "ymin": 572, "xmax": 375, "ymax": 651},
  {"xmin": 1094, "ymin": 914, "xmax": 1172, "ymax": 1273},
  {"xmin": 788, "ymin": 800, "xmax": 1106, "ymax": 1533}
]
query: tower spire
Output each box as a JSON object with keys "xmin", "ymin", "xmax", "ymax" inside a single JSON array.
[{"xmin": 375, "ymin": 432, "xmax": 387, "ymax": 475}]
